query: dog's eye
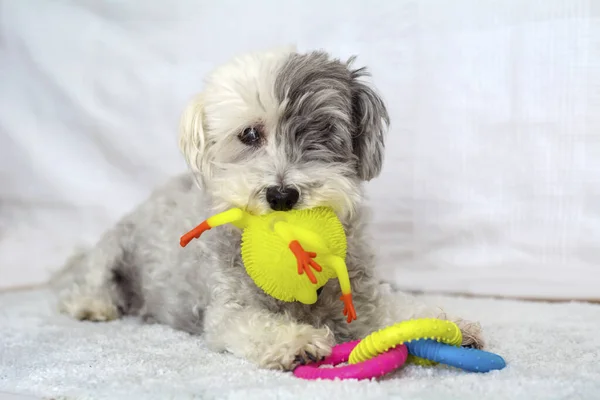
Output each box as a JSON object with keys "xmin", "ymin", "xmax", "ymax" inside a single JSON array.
[{"xmin": 239, "ymin": 126, "xmax": 263, "ymax": 146}]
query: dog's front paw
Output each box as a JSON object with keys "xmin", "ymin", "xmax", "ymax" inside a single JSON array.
[
  {"xmin": 454, "ymin": 319, "xmax": 485, "ymax": 349},
  {"xmin": 58, "ymin": 289, "xmax": 119, "ymax": 322},
  {"xmin": 258, "ymin": 324, "xmax": 334, "ymax": 371}
]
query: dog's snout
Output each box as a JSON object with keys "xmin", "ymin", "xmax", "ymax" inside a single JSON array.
[{"xmin": 266, "ymin": 186, "xmax": 299, "ymax": 211}]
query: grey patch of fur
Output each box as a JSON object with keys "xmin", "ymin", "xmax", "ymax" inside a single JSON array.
[
  {"xmin": 53, "ymin": 48, "xmax": 484, "ymax": 371},
  {"xmin": 275, "ymin": 51, "xmax": 389, "ymax": 180}
]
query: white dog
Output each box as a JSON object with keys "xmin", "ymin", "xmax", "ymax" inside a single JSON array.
[{"xmin": 53, "ymin": 46, "xmax": 484, "ymax": 371}]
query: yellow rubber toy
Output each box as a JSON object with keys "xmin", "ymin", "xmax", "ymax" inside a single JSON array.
[
  {"xmin": 180, "ymin": 206, "xmax": 357, "ymax": 323},
  {"xmin": 348, "ymin": 318, "xmax": 463, "ymax": 365}
]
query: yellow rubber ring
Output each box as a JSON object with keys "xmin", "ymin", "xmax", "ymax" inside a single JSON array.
[{"xmin": 348, "ymin": 318, "xmax": 463, "ymax": 365}]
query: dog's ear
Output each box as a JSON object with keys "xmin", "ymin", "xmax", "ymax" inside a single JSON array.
[
  {"xmin": 178, "ymin": 93, "xmax": 210, "ymax": 180},
  {"xmin": 348, "ymin": 60, "xmax": 390, "ymax": 181}
]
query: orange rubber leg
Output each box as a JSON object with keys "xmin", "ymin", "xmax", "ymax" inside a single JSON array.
[
  {"xmin": 180, "ymin": 221, "xmax": 211, "ymax": 247},
  {"xmin": 289, "ymin": 240, "xmax": 322, "ymax": 284},
  {"xmin": 340, "ymin": 293, "xmax": 357, "ymax": 323}
]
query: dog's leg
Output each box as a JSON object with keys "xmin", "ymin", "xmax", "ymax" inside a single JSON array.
[
  {"xmin": 53, "ymin": 222, "xmax": 133, "ymax": 322},
  {"xmin": 203, "ymin": 302, "xmax": 334, "ymax": 371}
]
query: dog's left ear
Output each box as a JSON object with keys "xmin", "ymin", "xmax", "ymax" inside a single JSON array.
[{"xmin": 349, "ymin": 62, "xmax": 390, "ymax": 181}]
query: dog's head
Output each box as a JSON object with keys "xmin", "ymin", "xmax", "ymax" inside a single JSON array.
[{"xmin": 179, "ymin": 47, "xmax": 389, "ymax": 219}]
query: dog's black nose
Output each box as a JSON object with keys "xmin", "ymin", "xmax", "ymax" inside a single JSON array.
[{"xmin": 266, "ymin": 186, "xmax": 299, "ymax": 211}]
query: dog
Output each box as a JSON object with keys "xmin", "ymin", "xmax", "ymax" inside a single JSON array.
[{"xmin": 53, "ymin": 46, "xmax": 484, "ymax": 371}]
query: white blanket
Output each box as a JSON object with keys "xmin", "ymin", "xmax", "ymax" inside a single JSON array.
[{"xmin": 1, "ymin": 288, "xmax": 598, "ymax": 400}]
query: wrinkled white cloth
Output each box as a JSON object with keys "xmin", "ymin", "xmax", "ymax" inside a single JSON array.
[
  {"xmin": 1, "ymin": 0, "xmax": 599, "ymax": 300},
  {"xmin": 1, "ymin": 288, "xmax": 598, "ymax": 400}
]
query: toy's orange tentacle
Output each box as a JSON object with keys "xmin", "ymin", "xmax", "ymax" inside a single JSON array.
[
  {"xmin": 307, "ymin": 258, "xmax": 322, "ymax": 271},
  {"xmin": 180, "ymin": 221, "xmax": 211, "ymax": 247},
  {"xmin": 322, "ymin": 254, "xmax": 356, "ymax": 323},
  {"xmin": 180, "ymin": 208, "xmax": 247, "ymax": 247},
  {"xmin": 340, "ymin": 293, "xmax": 357, "ymax": 323},
  {"xmin": 289, "ymin": 240, "xmax": 322, "ymax": 284}
]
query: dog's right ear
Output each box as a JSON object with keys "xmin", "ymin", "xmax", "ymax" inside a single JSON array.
[{"xmin": 178, "ymin": 93, "xmax": 209, "ymax": 179}]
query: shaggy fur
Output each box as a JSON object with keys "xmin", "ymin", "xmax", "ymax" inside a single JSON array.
[{"xmin": 53, "ymin": 46, "xmax": 484, "ymax": 371}]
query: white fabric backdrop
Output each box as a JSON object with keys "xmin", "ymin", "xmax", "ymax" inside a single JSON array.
[{"xmin": 1, "ymin": 0, "xmax": 598, "ymax": 299}]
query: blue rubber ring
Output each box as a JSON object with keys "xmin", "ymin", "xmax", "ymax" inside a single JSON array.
[{"xmin": 406, "ymin": 339, "xmax": 506, "ymax": 373}]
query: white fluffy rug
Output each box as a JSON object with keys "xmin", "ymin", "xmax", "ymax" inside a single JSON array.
[{"xmin": 1, "ymin": 288, "xmax": 599, "ymax": 400}]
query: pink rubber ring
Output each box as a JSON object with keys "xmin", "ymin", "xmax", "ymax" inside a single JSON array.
[{"xmin": 293, "ymin": 340, "xmax": 408, "ymax": 381}]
